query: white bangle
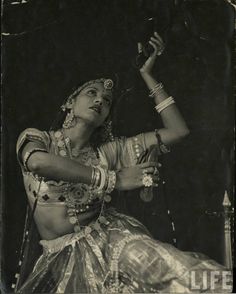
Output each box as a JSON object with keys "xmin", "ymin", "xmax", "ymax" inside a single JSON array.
[
  {"xmin": 149, "ymin": 83, "xmax": 164, "ymax": 97},
  {"xmin": 158, "ymin": 100, "xmax": 175, "ymax": 113},
  {"xmin": 155, "ymin": 96, "xmax": 173, "ymax": 110},
  {"xmin": 91, "ymin": 166, "xmax": 101, "ymax": 188},
  {"xmin": 96, "ymin": 166, "xmax": 107, "ymax": 191},
  {"xmin": 155, "ymin": 96, "xmax": 175, "ymax": 113}
]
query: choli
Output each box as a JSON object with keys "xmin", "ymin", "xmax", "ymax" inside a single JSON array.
[{"xmin": 23, "ymin": 173, "xmax": 104, "ymax": 211}]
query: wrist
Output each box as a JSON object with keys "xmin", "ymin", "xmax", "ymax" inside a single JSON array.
[{"xmin": 91, "ymin": 166, "xmax": 116, "ymax": 194}]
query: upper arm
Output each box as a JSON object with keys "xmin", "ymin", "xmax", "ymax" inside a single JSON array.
[
  {"xmin": 16, "ymin": 128, "xmax": 50, "ymax": 172},
  {"xmin": 98, "ymin": 132, "xmax": 169, "ymax": 170},
  {"xmin": 142, "ymin": 129, "xmax": 181, "ymax": 152}
]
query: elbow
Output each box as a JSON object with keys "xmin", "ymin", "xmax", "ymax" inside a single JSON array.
[
  {"xmin": 176, "ymin": 127, "xmax": 190, "ymax": 141},
  {"xmin": 28, "ymin": 160, "xmax": 41, "ymax": 173},
  {"xmin": 181, "ymin": 127, "xmax": 190, "ymax": 138},
  {"xmin": 27, "ymin": 153, "xmax": 47, "ymax": 173}
]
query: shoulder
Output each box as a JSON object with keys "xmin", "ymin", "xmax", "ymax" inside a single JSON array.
[{"xmin": 16, "ymin": 128, "xmax": 50, "ymax": 153}]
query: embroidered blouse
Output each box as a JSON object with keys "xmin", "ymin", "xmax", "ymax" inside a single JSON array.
[{"xmin": 16, "ymin": 128, "xmax": 163, "ymax": 209}]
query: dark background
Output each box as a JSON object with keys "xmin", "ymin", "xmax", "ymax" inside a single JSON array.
[{"xmin": 2, "ymin": 0, "xmax": 235, "ymax": 291}]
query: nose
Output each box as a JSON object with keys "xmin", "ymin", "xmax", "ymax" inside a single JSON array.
[{"xmin": 94, "ymin": 94, "xmax": 103, "ymax": 106}]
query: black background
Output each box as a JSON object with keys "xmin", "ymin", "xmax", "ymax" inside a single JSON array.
[{"xmin": 2, "ymin": 0, "xmax": 235, "ymax": 291}]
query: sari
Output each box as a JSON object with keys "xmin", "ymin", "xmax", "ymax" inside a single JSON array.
[{"xmin": 15, "ymin": 128, "xmax": 232, "ymax": 293}]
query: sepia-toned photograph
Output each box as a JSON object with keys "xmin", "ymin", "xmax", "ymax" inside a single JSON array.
[{"xmin": 1, "ymin": 0, "xmax": 235, "ymax": 293}]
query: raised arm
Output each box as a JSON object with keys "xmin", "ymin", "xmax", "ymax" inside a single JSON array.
[{"xmin": 139, "ymin": 32, "xmax": 190, "ymax": 148}]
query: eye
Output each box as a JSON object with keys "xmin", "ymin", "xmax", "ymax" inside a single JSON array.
[{"xmin": 87, "ymin": 89, "xmax": 97, "ymax": 96}]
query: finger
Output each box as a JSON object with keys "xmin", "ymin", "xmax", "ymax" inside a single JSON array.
[
  {"xmin": 150, "ymin": 37, "xmax": 163, "ymax": 47},
  {"xmin": 154, "ymin": 32, "xmax": 164, "ymax": 43},
  {"xmin": 153, "ymin": 166, "xmax": 159, "ymax": 175},
  {"xmin": 149, "ymin": 40, "xmax": 158, "ymax": 52},
  {"xmin": 142, "ymin": 167, "xmax": 154, "ymax": 174},
  {"xmin": 137, "ymin": 42, "xmax": 143, "ymax": 54},
  {"xmin": 142, "ymin": 166, "xmax": 159, "ymax": 175},
  {"xmin": 140, "ymin": 162, "xmax": 158, "ymax": 168}
]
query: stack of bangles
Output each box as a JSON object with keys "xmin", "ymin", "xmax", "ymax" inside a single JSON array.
[
  {"xmin": 90, "ymin": 166, "xmax": 116, "ymax": 194},
  {"xmin": 149, "ymin": 82, "xmax": 164, "ymax": 97},
  {"xmin": 155, "ymin": 96, "xmax": 175, "ymax": 113},
  {"xmin": 149, "ymin": 83, "xmax": 176, "ymax": 114}
]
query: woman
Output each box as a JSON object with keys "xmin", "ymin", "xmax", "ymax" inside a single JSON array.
[{"xmin": 15, "ymin": 33, "xmax": 231, "ymax": 293}]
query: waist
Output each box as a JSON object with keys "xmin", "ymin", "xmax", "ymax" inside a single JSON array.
[
  {"xmin": 35, "ymin": 206, "xmax": 101, "ymax": 240},
  {"xmin": 39, "ymin": 210, "xmax": 110, "ymax": 253}
]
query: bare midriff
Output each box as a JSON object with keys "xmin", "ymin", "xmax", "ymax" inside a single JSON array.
[{"xmin": 31, "ymin": 204, "xmax": 100, "ymax": 240}]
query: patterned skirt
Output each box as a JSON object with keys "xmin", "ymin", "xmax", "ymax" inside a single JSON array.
[{"xmin": 18, "ymin": 208, "xmax": 232, "ymax": 293}]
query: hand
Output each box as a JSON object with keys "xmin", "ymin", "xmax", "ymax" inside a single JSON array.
[
  {"xmin": 139, "ymin": 32, "xmax": 165, "ymax": 75},
  {"xmin": 115, "ymin": 162, "xmax": 159, "ymax": 191}
]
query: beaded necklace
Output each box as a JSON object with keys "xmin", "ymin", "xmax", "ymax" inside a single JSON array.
[{"xmin": 54, "ymin": 129, "xmax": 110, "ymax": 234}]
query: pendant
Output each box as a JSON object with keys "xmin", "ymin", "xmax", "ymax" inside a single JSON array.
[
  {"xmin": 59, "ymin": 150, "xmax": 67, "ymax": 157},
  {"xmin": 57, "ymin": 140, "xmax": 64, "ymax": 147},
  {"xmin": 74, "ymin": 224, "xmax": 80, "ymax": 233},
  {"xmin": 104, "ymin": 195, "xmax": 112, "ymax": 203},
  {"xmin": 69, "ymin": 216, "xmax": 77, "ymax": 225},
  {"xmin": 67, "ymin": 209, "xmax": 76, "ymax": 216},
  {"xmin": 54, "ymin": 131, "xmax": 62, "ymax": 138},
  {"xmin": 84, "ymin": 226, "xmax": 92, "ymax": 235},
  {"xmin": 71, "ymin": 148, "xmax": 80, "ymax": 157}
]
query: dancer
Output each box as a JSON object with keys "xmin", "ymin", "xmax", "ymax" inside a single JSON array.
[{"xmin": 16, "ymin": 33, "xmax": 231, "ymax": 293}]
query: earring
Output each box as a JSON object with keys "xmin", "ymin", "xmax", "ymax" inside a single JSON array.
[{"xmin": 63, "ymin": 109, "xmax": 76, "ymax": 129}]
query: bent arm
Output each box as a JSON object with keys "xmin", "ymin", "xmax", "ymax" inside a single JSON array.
[
  {"xmin": 138, "ymin": 33, "xmax": 189, "ymax": 149},
  {"xmin": 141, "ymin": 72, "xmax": 190, "ymax": 148},
  {"xmin": 22, "ymin": 142, "xmax": 158, "ymax": 191},
  {"xmin": 22, "ymin": 142, "xmax": 92, "ymax": 184}
]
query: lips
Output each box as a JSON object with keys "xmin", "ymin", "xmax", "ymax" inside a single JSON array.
[{"xmin": 89, "ymin": 106, "xmax": 101, "ymax": 114}]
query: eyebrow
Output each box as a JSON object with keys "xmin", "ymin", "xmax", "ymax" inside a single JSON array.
[
  {"xmin": 86, "ymin": 86, "xmax": 112, "ymax": 99},
  {"xmin": 86, "ymin": 86, "xmax": 98, "ymax": 90}
]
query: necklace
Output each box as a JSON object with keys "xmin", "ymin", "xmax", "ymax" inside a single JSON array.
[
  {"xmin": 54, "ymin": 129, "xmax": 99, "ymax": 162},
  {"xmin": 53, "ymin": 129, "xmax": 108, "ymax": 234}
]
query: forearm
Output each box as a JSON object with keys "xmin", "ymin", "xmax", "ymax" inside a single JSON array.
[
  {"xmin": 141, "ymin": 72, "xmax": 168, "ymax": 102},
  {"xmin": 28, "ymin": 152, "xmax": 92, "ymax": 184},
  {"xmin": 141, "ymin": 72, "xmax": 189, "ymax": 137}
]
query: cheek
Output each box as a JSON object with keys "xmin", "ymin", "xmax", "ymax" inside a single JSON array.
[{"xmin": 74, "ymin": 99, "xmax": 88, "ymax": 114}]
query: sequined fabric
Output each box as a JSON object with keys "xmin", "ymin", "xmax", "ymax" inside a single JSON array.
[
  {"xmin": 17, "ymin": 208, "xmax": 231, "ymax": 293},
  {"xmin": 16, "ymin": 129, "xmax": 232, "ymax": 293},
  {"xmin": 16, "ymin": 129, "xmax": 151, "ymax": 206}
]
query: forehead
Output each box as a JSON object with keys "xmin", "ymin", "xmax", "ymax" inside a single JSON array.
[{"xmin": 82, "ymin": 82, "xmax": 112, "ymax": 95}]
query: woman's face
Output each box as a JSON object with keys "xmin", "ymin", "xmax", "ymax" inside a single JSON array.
[{"xmin": 71, "ymin": 82, "xmax": 113, "ymax": 128}]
